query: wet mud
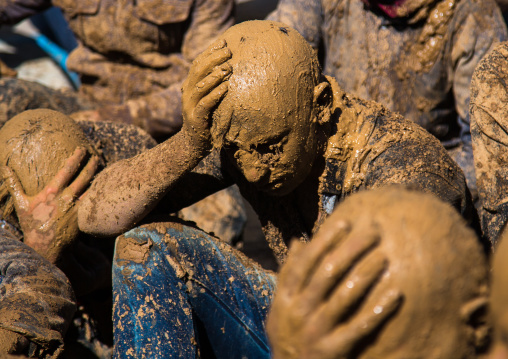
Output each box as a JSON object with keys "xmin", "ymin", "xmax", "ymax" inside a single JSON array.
[{"xmin": 269, "ymin": 188, "xmax": 489, "ymax": 358}]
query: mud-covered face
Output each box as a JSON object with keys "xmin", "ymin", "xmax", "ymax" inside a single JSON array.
[
  {"xmin": 219, "ymin": 89, "xmax": 319, "ymax": 196},
  {"xmin": 207, "ymin": 20, "xmax": 322, "ymax": 196}
]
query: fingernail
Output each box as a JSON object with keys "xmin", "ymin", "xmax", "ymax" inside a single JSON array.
[
  {"xmin": 221, "ymin": 62, "xmax": 232, "ymax": 72},
  {"xmin": 214, "ymin": 39, "xmax": 227, "ymax": 50}
]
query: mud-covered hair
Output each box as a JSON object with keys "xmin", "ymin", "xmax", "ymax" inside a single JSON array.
[{"xmin": 0, "ymin": 109, "xmax": 97, "ymax": 228}]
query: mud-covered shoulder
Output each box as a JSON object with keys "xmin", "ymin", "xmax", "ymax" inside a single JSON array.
[
  {"xmin": 470, "ymin": 41, "xmax": 508, "ymax": 103},
  {"xmin": 449, "ymin": 0, "xmax": 506, "ymax": 49},
  {"xmin": 361, "ymin": 104, "xmax": 470, "ymax": 215},
  {"xmin": 470, "ymin": 41, "xmax": 508, "ymax": 244},
  {"xmin": 77, "ymin": 120, "xmax": 157, "ymax": 164}
]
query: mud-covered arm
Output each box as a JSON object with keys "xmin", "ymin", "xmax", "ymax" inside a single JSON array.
[
  {"xmin": 450, "ymin": 0, "xmax": 507, "ymax": 131},
  {"xmin": 266, "ymin": 0, "xmax": 323, "ymax": 49},
  {"xmin": 0, "ymin": 227, "xmax": 75, "ymax": 358},
  {"xmin": 0, "ymin": 0, "xmax": 50, "ymax": 25},
  {"xmin": 78, "ymin": 40, "xmax": 233, "ymax": 237},
  {"xmin": 78, "ymin": 131, "xmax": 209, "ymax": 237},
  {"xmin": 470, "ymin": 42, "xmax": 508, "ymax": 246},
  {"xmin": 182, "ymin": 0, "xmax": 235, "ymax": 62},
  {"xmin": 151, "ymin": 150, "xmax": 234, "ymax": 215}
]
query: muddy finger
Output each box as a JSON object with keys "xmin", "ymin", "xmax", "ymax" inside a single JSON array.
[
  {"xmin": 193, "ymin": 38, "xmax": 227, "ymax": 64},
  {"xmin": 65, "ymin": 155, "xmax": 100, "ymax": 200},
  {"xmin": 189, "ymin": 63, "xmax": 231, "ymax": 105},
  {"xmin": 313, "ymin": 251, "xmax": 388, "ymax": 330},
  {"xmin": 193, "ymin": 81, "xmax": 229, "ymax": 120},
  {"xmin": 304, "ymin": 226, "xmax": 380, "ymax": 302},
  {"xmin": 0, "ymin": 166, "xmax": 29, "ymax": 211},
  {"xmin": 323, "ymin": 289, "xmax": 403, "ymax": 356},
  {"xmin": 277, "ymin": 240, "xmax": 309, "ymax": 296},
  {"xmin": 47, "ymin": 147, "xmax": 87, "ymax": 191},
  {"xmin": 285, "ymin": 220, "xmax": 351, "ymax": 294},
  {"xmin": 188, "ymin": 47, "xmax": 232, "ymax": 87}
]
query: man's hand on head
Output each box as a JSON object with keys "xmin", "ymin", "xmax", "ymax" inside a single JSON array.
[
  {"xmin": 181, "ymin": 39, "xmax": 232, "ymax": 153},
  {"xmin": 266, "ymin": 219, "xmax": 403, "ymax": 359},
  {"xmin": 0, "ymin": 148, "xmax": 99, "ymax": 264}
]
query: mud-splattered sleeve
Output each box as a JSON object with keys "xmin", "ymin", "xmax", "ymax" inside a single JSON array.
[
  {"xmin": 181, "ymin": 0, "xmax": 235, "ymax": 62},
  {"xmin": 266, "ymin": 0, "xmax": 323, "ymax": 49},
  {"xmin": 0, "ymin": 0, "xmax": 51, "ymax": 25},
  {"xmin": 470, "ymin": 42, "xmax": 508, "ymax": 246},
  {"xmin": 0, "ymin": 227, "xmax": 76, "ymax": 358},
  {"xmin": 450, "ymin": 0, "xmax": 507, "ymax": 125}
]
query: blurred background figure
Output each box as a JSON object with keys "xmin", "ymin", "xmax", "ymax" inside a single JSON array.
[{"xmin": 0, "ymin": 0, "xmax": 235, "ymax": 141}]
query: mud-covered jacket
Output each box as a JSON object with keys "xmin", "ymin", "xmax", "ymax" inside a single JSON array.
[
  {"xmin": 0, "ymin": 0, "xmax": 234, "ymax": 138},
  {"xmin": 268, "ymin": 0, "xmax": 507, "ymax": 148},
  {"xmin": 0, "ymin": 120, "xmax": 155, "ymax": 357},
  {"xmin": 470, "ymin": 41, "xmax": 508, "ymax": 246},
  {"xmin": 155, "ymin": 79, "xmax": 474, "ymax": 262},
  {"xmin": 0, "ymin": 222, "xmax": 75, "ymax": 358}
]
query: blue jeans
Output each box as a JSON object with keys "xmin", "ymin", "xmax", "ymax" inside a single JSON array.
[{"xmin": 112, "ymin": 222, "xmax": 277, "ymax": 358}]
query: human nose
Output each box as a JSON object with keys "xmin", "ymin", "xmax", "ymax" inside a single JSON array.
[{"xmin": 234, "ymin": 150, "xmax": 270, "ymax": 184}]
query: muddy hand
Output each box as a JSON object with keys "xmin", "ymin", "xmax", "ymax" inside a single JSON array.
[
  {"xmin": 266, "ymin": 219, "xmax": 403, "ymax": 359},
  {"xmin": 0, "ymin": 148, "xmax": 100, "ymax": 263},
  {"xmin": 181, "ymin": 38, "xmax": 232, "ymax": 152}
]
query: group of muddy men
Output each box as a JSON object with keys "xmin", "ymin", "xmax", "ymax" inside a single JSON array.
[{"xmin": 4, "ymin": 0, "xmax": 508, "ymax": 358}]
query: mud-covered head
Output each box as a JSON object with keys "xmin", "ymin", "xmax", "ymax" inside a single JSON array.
[
  {"xmin": 491, "ymin": 228, "xmax": 508, "ymax": 355},
  {"xmin": 0, "ymin": 109, "xmax": 98, "ymax": 223},
  {"xmin": 211, "ymin": 20, "xmax": 331, "ymax": 196},
  {"xmin": 326, "ymin": 187, "xmax": 489, "ymax": 358}
]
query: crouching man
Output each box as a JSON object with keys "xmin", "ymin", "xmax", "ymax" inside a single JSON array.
[{"xmin": 77, "ymin": 21, "xmax": 477, "ymax": 357}]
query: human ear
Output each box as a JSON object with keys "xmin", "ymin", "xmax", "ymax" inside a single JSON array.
[
  {"xmin": 460, "ymin": 297, "xmax": 491, "ymax": 352},
  {"xmin": 312, "ymin": 79, "xmax": 332, "ymax": 125}
]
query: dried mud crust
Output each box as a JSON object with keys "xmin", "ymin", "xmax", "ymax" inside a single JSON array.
[
  {"xmin": 113, "ymin": 221, "xmax": 275, "ymax": 357},
  {"xmin": 63, "ymin": 0, "xmax": 234, "ymax": 105}
]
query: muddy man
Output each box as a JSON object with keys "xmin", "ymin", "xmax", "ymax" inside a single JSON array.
[
  {"xmin": 268, "ymin": 0, "xmax": 507, "ymax": 198},
  {"xmin": 267, "ymin": 188, "xmax": 490, "ymax": 359},
  {"xmin": 77, "ymin": 21, "xmax": 478, "ymax": 357}
]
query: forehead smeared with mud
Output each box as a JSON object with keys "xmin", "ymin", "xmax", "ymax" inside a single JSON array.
[
  {"xmin": 0, "ymin": 109, "xmax": 95, "ymax": 196},
  {"xmin": 327, "ymin": 187, "xmax": 488, "ymax": 356},
  {"xmin": 210, "ymin": 20, "xmax": 321, "ymax": 148}
]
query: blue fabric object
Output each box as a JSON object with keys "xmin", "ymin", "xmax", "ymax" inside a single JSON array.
[{"xmin": 112, "ymin": 223, "xmax": 277, "ymax": 358}]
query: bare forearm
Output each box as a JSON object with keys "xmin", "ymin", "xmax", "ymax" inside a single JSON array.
[{"xmin": 78, "ymin": 130, "xmax": 207, "ymax": 237}]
